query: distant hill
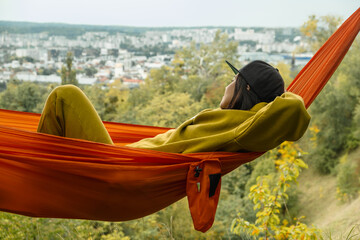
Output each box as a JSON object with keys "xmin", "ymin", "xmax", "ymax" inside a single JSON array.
[
  {"xmin": 0, "ymin": 21, "xmax": 231, "ymax": 38},
  {"xmin": 0, "ymin": 21, "xmax": 167, "ymax": 38},
  {"xmin": 0, "ymin": 20, "xmax": 299, "ymax": 39}
]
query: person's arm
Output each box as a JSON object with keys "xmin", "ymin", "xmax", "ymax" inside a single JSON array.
[{"xmin": 234, "ymin": 92, "xmax": 311, "ymax": 152}]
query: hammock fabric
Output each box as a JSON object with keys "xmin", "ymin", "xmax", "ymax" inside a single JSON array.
[{"xmin": 0, "ymin": 8, "xmax": 359, "ymax": 233}]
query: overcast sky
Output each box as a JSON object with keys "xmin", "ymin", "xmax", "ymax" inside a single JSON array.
[{"xmin": 0, "ymin": 0, "xmax": 358, "ymax": 28}]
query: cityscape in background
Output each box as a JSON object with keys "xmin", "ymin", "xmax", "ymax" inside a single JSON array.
[{"xmin": 0, "ymin": 23, "xmax": 313, "ymax": 88}]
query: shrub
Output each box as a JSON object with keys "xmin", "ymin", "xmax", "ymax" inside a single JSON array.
[{"xmin": 336, "ymin": 155, "xmax": 360, "ymax": 202}]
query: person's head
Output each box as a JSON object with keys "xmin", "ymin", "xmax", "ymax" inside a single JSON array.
[{"xmin": 220, "ymin": 60, "xmax": 285, "ymax": 110}]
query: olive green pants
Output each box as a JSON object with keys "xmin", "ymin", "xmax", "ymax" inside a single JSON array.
[{"xmin": 37, "ymin": 85, "xmax": 114, "ymax": 145}]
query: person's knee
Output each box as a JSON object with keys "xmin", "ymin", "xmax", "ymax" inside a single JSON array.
[
  {"xmin": 54, "ymin": 84, "xmax": 82, "ymax": 93},
  {"xmin": 51, "ymin": 84, "xmax": 84, "ymax": 99}
]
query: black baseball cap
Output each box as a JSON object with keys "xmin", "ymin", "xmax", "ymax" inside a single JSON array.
[{"xmin": 225, "ymin": 60, "xmax": 285, "ymax": 102}]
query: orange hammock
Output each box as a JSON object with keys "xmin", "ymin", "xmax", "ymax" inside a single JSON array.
[{"xmin": 0, "ymin": 8, "xmax": 359, "ymax": 233}]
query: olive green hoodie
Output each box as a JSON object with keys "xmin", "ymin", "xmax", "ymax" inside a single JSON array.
[{"xmin": 127, "ymin": 92, "xmax": 310, "ymax": 153}]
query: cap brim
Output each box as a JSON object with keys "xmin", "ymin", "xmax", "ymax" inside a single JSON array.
[{"xmin": 225, "ymin": 60, "xmax": 239, "ymax": 75}]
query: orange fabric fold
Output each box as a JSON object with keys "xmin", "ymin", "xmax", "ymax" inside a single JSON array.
[{"xmin": 0, "ymin": 8, "xmax": 359, "ymax": 232}]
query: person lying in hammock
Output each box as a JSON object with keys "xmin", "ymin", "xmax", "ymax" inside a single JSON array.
[{"xmin": 37, "ymin": 60, "xmax": 310, "ymax": 153}]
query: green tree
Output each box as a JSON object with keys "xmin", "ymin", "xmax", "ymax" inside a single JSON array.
[
  {"xmin": 354, "ymin": 101, "xmax": 360, "ymax": 140},
  {"xmin": 83, "ymin": 80, "xmax": 128, "ymax": 121},
  {"xmin": 300, "ymin": 15, "xmax": 342, "ymax": 52},
  {"xmin": 231, "ymin": 142, "xmax": 321, "ymax": 239},
  {"xmin": 132, "ymin": 92, "xmax": 202, "ymax": 128},
  {"xmin": 83, "ymin": 84, "xmax": 108, "ymax": 119},
  {"xmin": 301, "ymin": 14, "xmax": 360, "ymax": 173},
  {"xmin": 85, "ymin": 66, "xmax": 98, "ymax": 77},
  {"xmin": 0, "ymin": 213, "xmax": 130, "ymax": 240},
  {"xmin": 0, "ymin": 80, "xmax": 49, "ymax": 113},
  {"xmin": 117, "ymin": 31, "xmax": 239, "ymax": 126},
  {"xmin": 61, "ymin": 52, "xmax": 78, "ymax": 86},
  {"xmin": 309, "ymin": 38, "xmax": 360, "ymax": 174},
  {"xmin": 172, "ymin": 31, "xmax": 239, "ymax": 105},
  {"xmin": 336, "ymin": 153, "xmax": 360, "ymax": 202}
]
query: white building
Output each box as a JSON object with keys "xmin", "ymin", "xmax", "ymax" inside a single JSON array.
[
  {"xmin": 15, "ymin": 48, "xmax": 48, "ymax": 61},
  {"xmin": 114, "ymin": 63, "xmax": 124, "ymax": 77},
  {"xmin": 233, "ymin": 29, "xmax": 275, "ymax": 44},
  {"xmin": 11, "ymin": 60, "xmax": 20, "ymax": 68}
]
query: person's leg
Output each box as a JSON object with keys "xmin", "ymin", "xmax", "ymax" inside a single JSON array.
[{"xmin": 37, "ymin": 85, "xmax": 113, "ymax": 144}]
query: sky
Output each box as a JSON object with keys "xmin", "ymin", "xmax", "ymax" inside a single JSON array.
[{"xmin": 0, "ymin": 0, "xmax": 358, "ymax": 28}]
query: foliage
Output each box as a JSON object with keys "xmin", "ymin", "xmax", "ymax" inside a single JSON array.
[
  {"xmin": 82, "ymin": 84, "xmax": 108, "ymax": 119},
  {"xmin": 354, "ymin": 101, "xmax": 360, "ymax": 141},
  {"xmin": 132, "ymin": 92, "xmax": 202, "ymax": 128},
  {"xmin": 82, "ymin": 80, "xmax": 129, "ymax": 121},
  {"xmin": 61, "ymin": 52, "xmax": 78, "ymax": 86},
  {"xmin": 111, "ymin": 31, "xmax": 239, "ymax": 126},
  {"xmin": 2, "ymin": 55, "xmax": 35, "ymax": 64},
  {"xmin": 274, "ymin": 62, "xmax": 292, "ymax": 87},
  {"xmin": 304, "ymin": 26, "xmax": 360, "ymax": 173},
  {"xmin": 309, "ymin": 78, "xmax": 354, "ymax": 173},
  {"xmin": 85, "ymin": 66, "xmax": 98, "ymax": 77},
  {"xmin": 245, "ymin": 158, "xmax": 277, "ymax": 194},
  {"xmin": 0, "ymin": 212, "xmax": 133, "ymax": 240},
  {"xmin": 300, "ymin": 15, "xmax": 343, "ymax": 52},
  {"xmin": 223, "ymin": 164, "xmax": 251, "ymax": 197},
  {"xmin": 40, "ymin": 68, "xmax": 58, "ymax": 76},
  {"xmin": 231, "ymin": 142, "xmax": 322, "ymax": 239},
  {"xmin": 0, "ymin": 80, "xmax": 51, "ymax": 113},
  {"xmin": 172, "ymin": 30, "xmax": 239, "ymax": 106},
  {"xmin": 336, "ymin": 153, "xmax": 360, "ymax": 202}
]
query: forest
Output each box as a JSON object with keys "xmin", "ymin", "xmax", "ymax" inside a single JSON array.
[{"xmin": 0, "ymin": 15, "xmax": 359, "ymax": 239}]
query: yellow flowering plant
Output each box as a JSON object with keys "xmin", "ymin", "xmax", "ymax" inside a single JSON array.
[{"xmin": 231, "ymin": 141, "xmax": 321, "ymax": 240}]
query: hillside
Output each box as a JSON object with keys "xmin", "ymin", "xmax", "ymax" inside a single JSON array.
[{"xmin": 297, "ymin": 148, "xmax": 360, "ymax": 239}]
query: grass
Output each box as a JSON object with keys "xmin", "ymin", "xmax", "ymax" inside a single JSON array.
[
  {"xmin": 323, "ymin": 225, "xmax": 360, "ymax": 240},
  {"xmin": 296, "ymin": 148, "xmax": 360, "ymax": 239}
]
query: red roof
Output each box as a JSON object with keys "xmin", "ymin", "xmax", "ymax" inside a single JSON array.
[{"xmin": 123, "ymin": 78, "xmax": 143, "ymax": 83}]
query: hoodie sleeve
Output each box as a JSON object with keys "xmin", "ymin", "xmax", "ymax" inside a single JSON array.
[{"xmin": 234, "ymin": 92, "xmax": 311, "ymax": 152}]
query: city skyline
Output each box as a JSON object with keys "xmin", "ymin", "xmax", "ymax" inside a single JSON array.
[
  {"xmin": 1, "ymin": 0, "xmax": 358, "ymax": 28},
  {"xmin": 0, "ymin": 25, "xmax": 311, "ymax": 86}
]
